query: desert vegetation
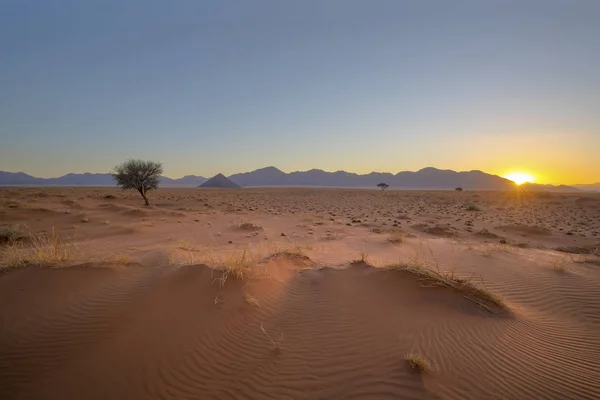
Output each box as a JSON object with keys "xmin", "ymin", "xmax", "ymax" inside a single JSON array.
[{"xmin": 112, "ymin": 159, "xmax": 163, "ymax": 206}]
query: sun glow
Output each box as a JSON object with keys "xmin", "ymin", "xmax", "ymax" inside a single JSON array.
[{"xmin": 504, "ymin": 172, "xmax": 535, "ymax": 185}]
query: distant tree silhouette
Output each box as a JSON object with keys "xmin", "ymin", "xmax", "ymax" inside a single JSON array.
[
  {"xmin": 112, "ymin": 159, "xmax": 163, "ymax": 206},
  {"xmin": 455, "ymin": 187, "xmax": 463, "ymax": 191},
  {"xmin": 377, "ymin": 183, "xmax": 389, "ymax": 191}
]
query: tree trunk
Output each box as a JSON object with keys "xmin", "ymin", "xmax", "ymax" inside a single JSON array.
[{"xmin": 138, "ymin": 188, "xmax": 149, "ymax": 206}]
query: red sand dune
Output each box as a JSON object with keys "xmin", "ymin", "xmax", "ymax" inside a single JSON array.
[{"xmin": 1, "ymin": 187, "xmax": 600, "ymax": 399}]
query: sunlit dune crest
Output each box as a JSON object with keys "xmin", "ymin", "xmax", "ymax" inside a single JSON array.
[{"xmin": 504, "ymin": 172, "xmax": 535, "ymax": 185}]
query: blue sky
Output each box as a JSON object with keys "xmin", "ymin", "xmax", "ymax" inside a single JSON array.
[{"xmin": 1, "ymin": 0, "xmax": 599, "ymax": 183}]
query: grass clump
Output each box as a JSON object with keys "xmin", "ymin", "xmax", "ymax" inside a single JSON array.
[
  {"xmin": 552, "ymin": 257, "xmax": 569, "ymax": 273},
  {"xmin": 351, "ymin": 249, "xmax": 370, "ymax": 265},
  {"xmin": 239, "ymin": 222, "xmax": 263, "ymax": 231},
  {"xmin": 268, "ymin": 250, "xmax": 310, "ymax": 261},
  {"xmin": 465, "ymin": 204, "xmax": 481, "ymax": 212},
  {"xmin": 1, "ymin": 228, "xmax": 76, "ymax": 270},
  {"xmin": 389, "ymin": 260, "xmax": 508, "ymax": 315},
  {"xmin": 211, "ymin": 248, "xmax": 256, "ymax": 287},
  {"xmin": 387, "ymin": 229, "xmax": 405, "ymax": 245},
  {"xmin": 0, "ymin": 226, "xmax": 26, "ymax": 245},
  {"xmin": 405, "ymin": 352, "xmax": 430, "ymax": 372},
  {"xmin": 178, "ymin": 240, "xmax": 203, "ymax": 252}
]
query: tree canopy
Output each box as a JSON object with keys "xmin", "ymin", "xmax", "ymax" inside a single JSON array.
[{"xmin": 112, "ymin": 159, "xmax": 163, "ymax": 206}]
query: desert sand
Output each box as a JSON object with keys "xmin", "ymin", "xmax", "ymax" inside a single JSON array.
[{"xmin": 1, "ymin": 187, "xmax": 599, "ymax": 400}]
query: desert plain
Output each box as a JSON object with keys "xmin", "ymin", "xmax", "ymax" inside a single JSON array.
[{"xmin": 1, "ymin": 187, "xmax": 599, "ymax": 400}]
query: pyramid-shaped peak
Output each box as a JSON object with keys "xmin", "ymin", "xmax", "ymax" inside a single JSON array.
[{"xmin": 199, "ymin": 173, "xmax": 241, "ymax": 188}]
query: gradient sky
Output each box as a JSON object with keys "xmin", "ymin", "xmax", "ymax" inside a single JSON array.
[{"xmin": 1, "ymin": 1, "xmax": 599, "ymax": 184}]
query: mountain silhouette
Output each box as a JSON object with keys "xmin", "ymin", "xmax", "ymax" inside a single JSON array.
[
  {"xmin": 199, "ymin": 173, "xmax": 241, "ymax": 189},
  {"xmin": 228, "ymin": 167, "xmax": 517, "ymax": 190},
  {"xmin": 520, "ymin": 183, "xmax": 581, "ymax": 192},
  {"xmin": 0, "ymin": 168, "xmax": 592, "ymax": 191},
  {"xmin": 572, "ymin": 182, "xmax": 600, "ymax": 192},
  {"xmin": 0, "ymin": 171, "xmax": 205, "ymax": 186}
]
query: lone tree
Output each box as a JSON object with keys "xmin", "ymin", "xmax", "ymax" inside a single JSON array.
[
  {"xmin": 455, "ymin": 187, "xmax": 463, "ymax": 192},
  {"xmin": 112, "ymin": 159, "xmax": 163, "ymax": 206},
  {"xmin": 377, "ymin": 183, "xmax": 389, "ymax": 191}
]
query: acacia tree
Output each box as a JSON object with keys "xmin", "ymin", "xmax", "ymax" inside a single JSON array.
[
  {"xmin": 377, "ymin": 183, "xmax": 389, "ymax": 191},
  {"xmin": 112, "ymin": 159, "xmax": 163, "ymax": 206}
]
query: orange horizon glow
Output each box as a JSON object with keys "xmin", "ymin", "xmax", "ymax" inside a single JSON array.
[{"xmin": 503, "ymin": 171, "xmax": 536, "ymax": 185}]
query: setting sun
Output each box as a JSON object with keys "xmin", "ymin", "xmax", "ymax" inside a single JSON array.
[{"xmin": 504, "ymin": 172, "xmax": 535, "ymax": 185}]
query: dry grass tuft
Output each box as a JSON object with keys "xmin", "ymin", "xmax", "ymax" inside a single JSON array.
[
  {"xmin": 351, "ymin": 248, "xmax": 370, "ymax": 265},
  {"xmin": 178, "ymin": 240, "xmax": 204, "ymax": 252},
  {"xmin": 322, "ymin": 231, "xmax": 340, "ymax": 240},
  {"xmin": 465, "ymin": 204, "xmax": 481, "ymax": 212},
  {"xmin": 171, "ymin": 241, "xmax": 312, "ymax": 285},
  {"xmin": 239, "ymin": 222, "xmax": 263, "ymax": 231},
  {"xmin": 102, "ymin": 252, "xmax": 132, "ymax": 265},
  {"xmin": 405, "ymin": 352, "xmax": 430, "ymax": 372},
  {"xmin": 1, "ymin": 228, "xmax": 77, "ymax": 270},
  {"xmin": 244, "ymin": 294, "xmax": 260, "ymax": 307},
  {"xmin": 552, "ymin": 257, "xmax": 569, "ymax": 273},
  {"xmin": 0, "ymin": 198, "xmax": 25, "ymax": 210},
  {"xmin": 260, "ymin": 323, "xmax": 283, "ymax": 354},
  {"xmin": 475, "ymin": 242, "xmax": 517, "ymax": 257},
  {"xmin": 388, "ymin": 257, "xmax": 508, "ymax": 315},
  {"xmin": 268, "ymin": 250, "xmax": 310, "ymax": 261},
  {"xmin": 387, "ymin": 229, "xmax": 405, "ymax": 245},
  {"xmin": 0, "ymin": 226, "xmax": 26, "ymax": 245}
]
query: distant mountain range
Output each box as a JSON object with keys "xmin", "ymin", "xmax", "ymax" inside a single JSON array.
[
  {"xmin": 0, "ymin": 171, "xmax": 206, "ymax": 187},
  {"xmin": 227, "ymin": 166, "xmax": 518, "ymax": 190},
  {"xmin": 572, "ymin": 182, "xmax": 600, "ymax": 192},
  {"xmin": 0, "ymin": 167, "xmax": 592, "ymax": 192}
]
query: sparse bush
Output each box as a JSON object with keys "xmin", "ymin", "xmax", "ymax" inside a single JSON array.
[
  {"xmin": 465, "ymin": 204, "xmax": 481, "ymax": 212},
  {"xmin": 112, "ymin": 159, "xmax": 163, "ymax": 206},
  {"xmin": 0, "ymin": 226, "xmax": 26, "ymax": 245}
]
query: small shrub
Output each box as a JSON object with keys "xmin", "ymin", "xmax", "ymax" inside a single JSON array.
[
  {"xmin": 239, "ymin": 222, "xmax": 263, "ymax": 231},
  {"xmin": 552, "ymin": 257, "xmax": 569, "ymax": 273},
  {"xmin": 455, "ymin": 187, "xmax": 463, "ymax": 191},
  {"xmin": 465, "ymin": 204, "xmax": 481, "ymax": 212},
  {"xmin": 405, "ymin": 352, "xmax": 429, "ymax": 372},
  {"xmin": 351, "ymin": 249, "xmax": 370, "ymax": 265},
  {"xmin": 387, "ymin": 229, "xmax": 405, "ymax": 244},
  {"xmin": 0, "ymin": 226, "xmax": 26, "ymax": 245}
]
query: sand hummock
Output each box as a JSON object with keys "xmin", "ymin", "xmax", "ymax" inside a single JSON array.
[{"xmin": 1, "ymin": 187, "xmax": 599, "ymax": 399}]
